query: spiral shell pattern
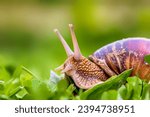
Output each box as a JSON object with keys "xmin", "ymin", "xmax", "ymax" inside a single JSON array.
[{"xmin": 93, "ymin": 38, "xmax": 150, "ymax": 80}]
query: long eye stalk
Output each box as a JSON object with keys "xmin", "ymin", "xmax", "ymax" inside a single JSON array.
[
  {"xmin": 69, "ymin": 24, "xmax": 82, "ymax": 60},
  {"xmin": 54, "ymin": 29, "xmax": 73, "ymax": 57}
]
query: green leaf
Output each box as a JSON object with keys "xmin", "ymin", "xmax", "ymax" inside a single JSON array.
[
  {"xmin": 119, "ymin": 76, "xmax": 143, "ymax": 100},
  {"xmin": 66, "ymin": 84, "xmax": 76, "ymax": 99},
  {"xmin": 15, "ymin": 87, "xmax": 28, "ymax": 99},
  {"xmin": 118, "ymin": 85, "xmax": 127, "ymax": 99},
  {"xmin": 26, "ymin": 79, "xmax": 52, "ymax": 100},
  {"xmin": 144, "ymin": 55, "xmax": 150, "ymax": 64},
  {"xmin": 101, "ymin": 90, "xmax": 118, "ymax": 100},
  {"xmin": 142, "ymin": 84, "xmax": 150, "ymax": 100},
  {"xmin": 20, "ymin": 68, "xmax": 33, "ymax": 88},
  {"xmin": 59, "ymin": 84, "xmax": 76, "ymax": 100},
  {"xmin": 5, "ymin": 78, "xmax": 20, "ymax": 96},
  {"xmin": 0, "ymin": 95, "xmax": 10, "ymax": 100},
  {"xmin": 22, "ymin": 66, "xmax": 36, "ymax": 77},
  {"xmin": 8, "ymin": 86, "xmax": 22, "ymax": 97},
  {"xmin": 12, "ymin": 66, "xmax": 22, "ymax": 78},
  {"xmin": 57, "ymin": 78, "xmax": 69, "ymax": 92},
  {"xmin": 1, "ymin": 66, "xmax": 36, "ymax": 99},
  {"xmin": 49, "ymin": 78, "xmax": 71, "ymax": 100},
  {"xmin": 66, "ymin": 84, "xmax": 76, "ymax": 95},
  {"xmin": 80, "ymin": 69, "xmax": 132, "ymax": 100}
]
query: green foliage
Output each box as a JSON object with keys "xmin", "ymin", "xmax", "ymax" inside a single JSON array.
[
  {"xmin": 118, "ymin": 76, "xmax": 143, "ymax": 100},
  {"xmin": 0, "ymin": 66, "xmax": 150, "ymax": 100},
  {"xmin": 144, "ymin": 55, "xmax": 150, "ymax": 64},
  {"xmin": 142, "ymin": 83, "xmax": 150, "ymax": 100},
  {"xmin": 101, "ymin": 90, "xmax": 118, "ymax": 100}
]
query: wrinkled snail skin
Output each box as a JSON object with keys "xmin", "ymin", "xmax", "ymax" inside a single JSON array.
[{"xmin": 54, "ymin": 24, "xmax": 150, "ymax": 89}]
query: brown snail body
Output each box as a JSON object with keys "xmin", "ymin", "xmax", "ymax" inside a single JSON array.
[{"xmin": 54, "ymin": 24, "xmax": 150, "ymax": 89}]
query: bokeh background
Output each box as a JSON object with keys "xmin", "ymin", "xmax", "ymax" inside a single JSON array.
[{"xmin": 1, "ymin": 0, "xmax": 150, "ymax": 79}]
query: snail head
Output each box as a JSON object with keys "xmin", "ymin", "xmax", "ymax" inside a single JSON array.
[{"xmin": 54, "ymin": 24, "xmax": 104, "ymax": 89}]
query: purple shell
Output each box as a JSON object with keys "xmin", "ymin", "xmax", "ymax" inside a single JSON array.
[{"xmin": 92, "ymin": 37, "xmax": 150, "ymax": 80}]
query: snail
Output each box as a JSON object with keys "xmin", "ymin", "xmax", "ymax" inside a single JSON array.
[{"xmin": 54, "ymin": 24, "xmax": 150, "ymax": 89}]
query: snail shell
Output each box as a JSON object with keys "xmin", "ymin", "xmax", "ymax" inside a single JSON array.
[{"xmin": 92, "ymin": 38, "xmax": 150, "ymax": 80}]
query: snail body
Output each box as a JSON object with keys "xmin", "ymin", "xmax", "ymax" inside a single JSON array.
[{"xmin": 54, "ymin": 24, "xmax": 150, "ymax": 89}]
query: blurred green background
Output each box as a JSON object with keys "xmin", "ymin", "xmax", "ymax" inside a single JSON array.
[{"xmin": 1, "ymin": 0, "xmax": 150, "ymax": 79}]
